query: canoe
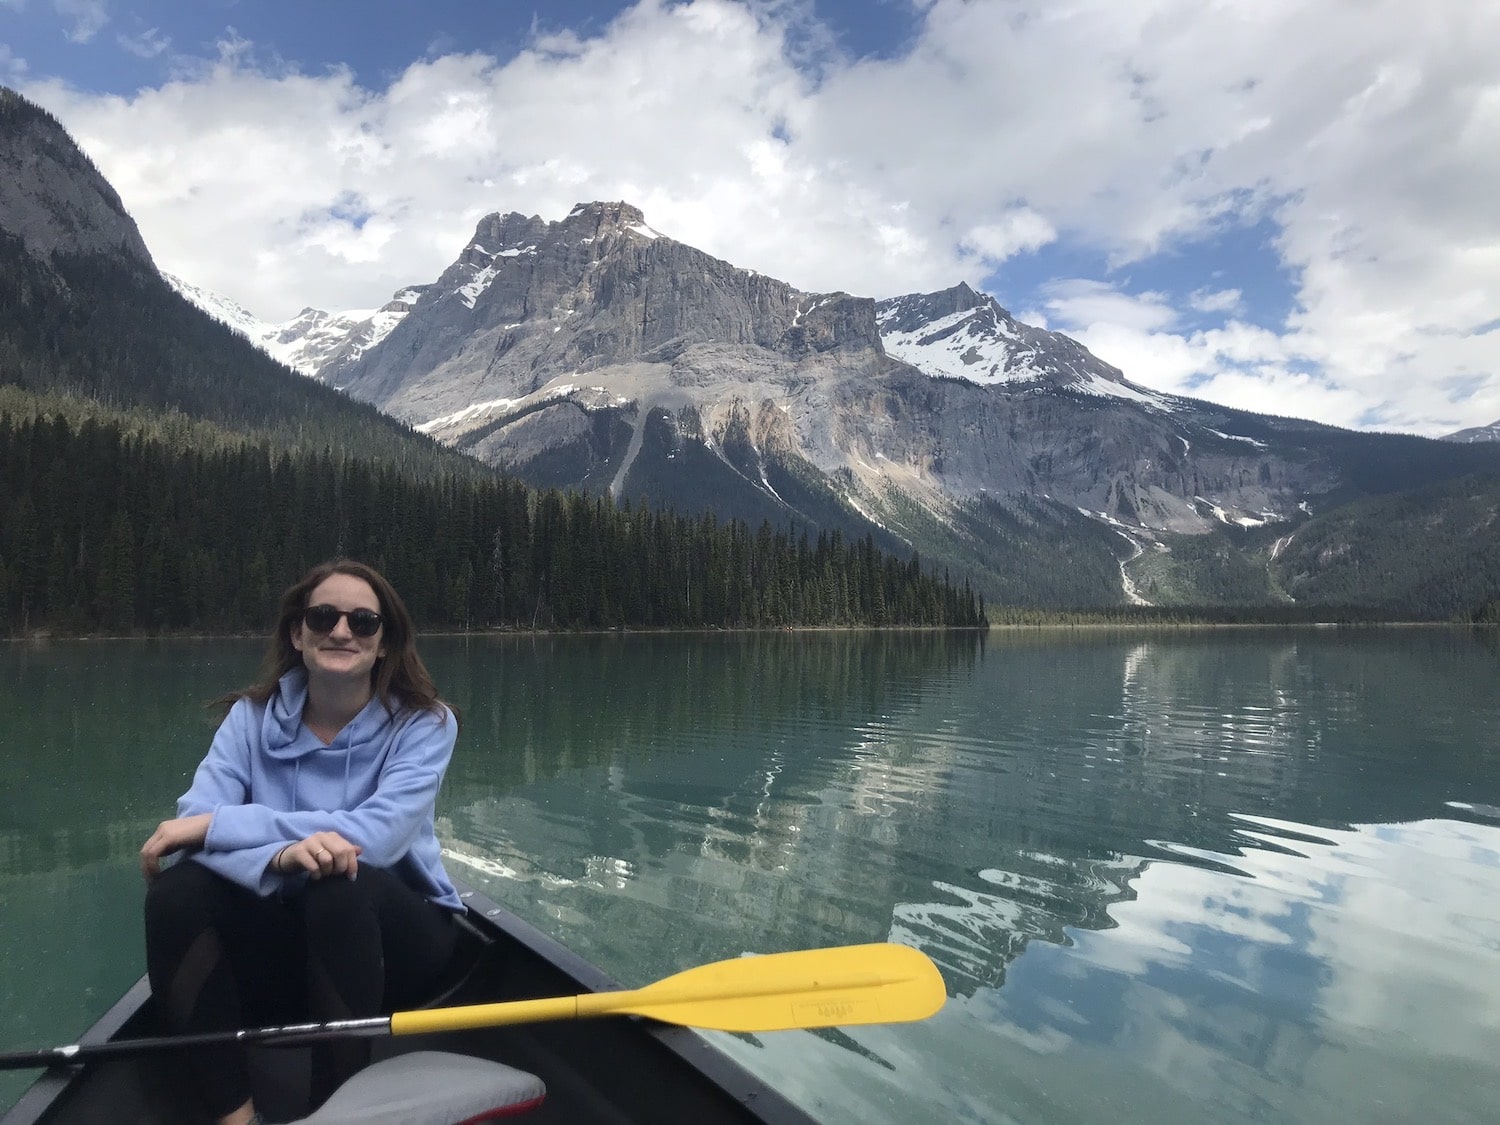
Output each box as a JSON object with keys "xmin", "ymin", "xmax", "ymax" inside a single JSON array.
[{"xmin": 1, "ymin": 881, "xmax": 819, "ymax": 1124}]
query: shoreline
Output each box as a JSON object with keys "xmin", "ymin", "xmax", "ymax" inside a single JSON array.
[{"xmin": 3, "ymin": 620, "xmax": 1488, "ymax": 643}]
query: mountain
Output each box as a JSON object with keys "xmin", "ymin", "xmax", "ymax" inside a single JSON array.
[
  {"xmin": 1442, "ymin": 420, "xmax": 1500, "ymax": 443},
  {"xmin": 876, "ymin": 282, "xmax": 1165, "ymax": 401},
  {"xmin": 316, "ymin": 201, "xmax": 1325, "ymax": 538},
  {"xmin": 216, "ymin": 199, "xmax": 1484, "ymax": 612},
  {"xmin": 9, "ymin": 73, "xmax": 1499, "ymax": 617}
]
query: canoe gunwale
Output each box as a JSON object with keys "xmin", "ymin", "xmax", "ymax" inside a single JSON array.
[{"xmin": 1, "ymin": 977, "xmax": 156, "ymax": 1125}]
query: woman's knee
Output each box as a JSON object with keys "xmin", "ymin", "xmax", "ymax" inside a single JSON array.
[
  {"xmin": 300, "ymin": 870, "xmax": 381, "ymax": 936},
  {"xmin": 144, "ymin": 860, "xmax": 223, "ymax": 933}
]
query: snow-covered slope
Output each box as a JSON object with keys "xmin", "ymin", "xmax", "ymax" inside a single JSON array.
[
  {"xmin": 162, "ymin": 272, "xmax": 272, "ymax": 346},
  {"xmin": 162, "ymin": 273, "xmax": 423, "ymax": 378},
  {"xmin": 876, "ymin": 282, "xmax": 1174, "ymax": 407}
]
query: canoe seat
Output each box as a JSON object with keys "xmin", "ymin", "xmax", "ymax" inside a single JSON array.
[{"xmin": 290, "ymin": 1050, "xmax": 546, "ymax": 1124}]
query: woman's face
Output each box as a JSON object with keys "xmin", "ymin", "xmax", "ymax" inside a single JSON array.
[{"xmin": 290, "ymin": 573, "xmax": 387, "ymax": 687}]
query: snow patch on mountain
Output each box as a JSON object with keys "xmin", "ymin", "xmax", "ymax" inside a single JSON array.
[
  {"xmin": 875, "ymin": 284, "xmax": 1179, "ymax": 411},
  {"xmin": 1196, "ymin": 496, "xmax": 1280, "ymax": 528},
  {"xmin": 415, "ymin": 395, "xmax": 524, "ymax": 433},
  {"xmin": 164, "ymin": 273, "xmax": 422, "ymax": 377},
  {"xmin": 1207, "ymin": 428, "xmax": 1269, "ymax": 448},
  {"xmin": 163, "ymin": 272, "xmax": 271, "ymax": 345},
  {"xmin": 457, "ymin": 264, "xmax": 501, "ymax": 309},
  {"xmin": 879, "ymin": 305, "xmax": 1038, "ymax": 385}
]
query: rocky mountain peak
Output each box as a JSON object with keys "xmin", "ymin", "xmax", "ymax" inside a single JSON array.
[
  {"xmin": 462, "ymin": 200, "xmax": 660, "ymax": 262},
  {"xmin": 563, "ymin": 199, "xmax": 652, "ymax": 235},
  {"xmin": 876, "ymin": 283, "xmax": 1155, "ymax": 402},
  {"xmin": 877, "ymin": 282, "xmax": 990, "ymax": 332},
  {"xmin": 0, "ymin": 87, "xmax": 154, "ymax": 267}
]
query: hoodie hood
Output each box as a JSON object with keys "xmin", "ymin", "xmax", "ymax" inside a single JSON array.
[{"xmin": 263, "ymin": 667, "xmax": 395, "ymax": 761}]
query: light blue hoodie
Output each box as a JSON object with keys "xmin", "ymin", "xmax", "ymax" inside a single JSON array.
[{"xmin": 178, "ymin": 668, "xmax": 462, "ymax": 911}]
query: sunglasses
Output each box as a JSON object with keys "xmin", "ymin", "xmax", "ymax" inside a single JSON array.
[{"xmin": 302, "ymin": 604, "xmax": 385, "ymax": 638}]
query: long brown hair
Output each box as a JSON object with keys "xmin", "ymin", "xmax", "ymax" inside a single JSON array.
[{"xmin": 222, "ymin": 559, "xmax": 456, "ymax": 726}]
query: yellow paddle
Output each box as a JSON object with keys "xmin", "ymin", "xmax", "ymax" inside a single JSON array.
[
  {"xmin": 1, "ymin": 943, "xmax": 945, "ymax": 1070},
  {"xmin": 394, "ymin": 941, "xmax": 946, "ymax": 1036}
]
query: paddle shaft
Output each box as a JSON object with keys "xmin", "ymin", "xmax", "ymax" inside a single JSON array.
[
  {"xmin": 0, "ymin": 1017, "xmax": 391, "ymax": 1070},
  {"xmin": 0, "ymin": 977, "xmax": 871, "ymax": 1069}
]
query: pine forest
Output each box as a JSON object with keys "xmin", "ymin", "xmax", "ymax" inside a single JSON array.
[{"xmin": 0, "ymin": 404, "xmax": 987, "ymax": 634}]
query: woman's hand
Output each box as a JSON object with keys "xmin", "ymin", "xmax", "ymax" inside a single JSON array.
[
  {"xmin": 139, "ymin": 813, "xmax": 213, "ymax": 880},
  {"xmin": 275, "ymin": 831, "xmax": 362, "ymax": 880}
]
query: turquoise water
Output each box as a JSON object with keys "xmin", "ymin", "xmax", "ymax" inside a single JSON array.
[{"xmin": 3, "ymin": 629, "xmax": 1499, "ymax": 1121}]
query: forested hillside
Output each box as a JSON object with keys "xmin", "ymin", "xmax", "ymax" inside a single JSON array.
[
  {"xmin": 0, "ymin": 396, "xmax": 984, "ymax": 633},
  {"xmin": 0, "ymin": 231, "xmax": 493, "ymax": 481},
  {"xmin": 1269, "ymin": 470, "xmax": 1500, "ymax": 619}
]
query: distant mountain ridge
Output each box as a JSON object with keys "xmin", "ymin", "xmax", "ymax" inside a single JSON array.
[
  {"xmin": 179, "ymin": 203, "xmax": 1312, "ymax": 526},
  {"xmin": 164, "ymin": 198, "xmax": 1500, "ymax": 612},
  {"xmin": 159, "ymin": 197, "xmax": 1500, "ymax": 612},
  {"xmin": 1442, "ymin": 420, "xmax": 1500, "ymax": 443},
  {"xmin": 162, "ymin": 272, "xmax": 428, "ymax": 379}
]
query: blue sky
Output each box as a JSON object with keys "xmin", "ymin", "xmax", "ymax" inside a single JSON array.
[{"xmin": 4, "ymin": 0, "xmax": 1497, "ymax": 436}]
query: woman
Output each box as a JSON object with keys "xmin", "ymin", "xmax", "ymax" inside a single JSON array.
[{"xmin": 139, "ymin": 560, "xmax": 463, "ymax": 1125}]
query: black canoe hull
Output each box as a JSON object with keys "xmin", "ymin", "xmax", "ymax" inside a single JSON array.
[{"xmin": 2, "ymin": 883, "xmax": 818, "ymax": 1125}]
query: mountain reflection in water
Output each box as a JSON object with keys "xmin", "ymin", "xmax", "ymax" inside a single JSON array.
[
  {"xmin": 435, "ymin": 630, "xmax": 1500, "ymax": 1124},
  {"xmin": 2, "ymin": 630, "xmax": 1499, "ymax": 1123}
]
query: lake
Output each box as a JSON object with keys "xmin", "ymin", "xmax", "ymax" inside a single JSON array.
[{"xmin": 3, "ymin": 629, "xmax": 1499, "ymax": 1122}]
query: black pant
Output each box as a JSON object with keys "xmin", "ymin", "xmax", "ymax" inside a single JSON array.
[{"xmin": 144, "ymin": 860, "xmax": 458, "ymax": 1118}]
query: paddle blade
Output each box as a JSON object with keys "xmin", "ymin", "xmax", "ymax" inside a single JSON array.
[{"xmin": 599, "ymin": 942, "xmax": 946, "ymax": 1032}]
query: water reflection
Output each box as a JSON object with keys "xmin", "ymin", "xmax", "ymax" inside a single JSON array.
[
  {"xmin": 438, "ymin": 628, "xmax": 1500, "ymax": 1123},
  {"xmin": 4, "ymin": 630, "xmax": 1500, "ymax": 1124}
]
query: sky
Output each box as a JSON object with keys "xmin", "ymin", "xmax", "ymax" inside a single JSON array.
[{"xmin": 2, "ymin": 0, "xmax": 1497, "ymax": 437}]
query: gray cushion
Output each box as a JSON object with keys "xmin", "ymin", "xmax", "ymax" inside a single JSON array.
[{"xmin": 293, "ymin": 1050, "xmax": 545, "ymax": 1125}]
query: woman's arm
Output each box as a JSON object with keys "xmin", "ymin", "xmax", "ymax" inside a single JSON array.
[
  {"xmin": 138, "ymin": 700, "xmax": 255, "ymax": 880},
  {"xmin": 138, "ymin": 813, "xmax": 212, "ymax": 879},
  {"xmin": 205, "ymin": 706, "xmax": 457, "ymax": 868}
]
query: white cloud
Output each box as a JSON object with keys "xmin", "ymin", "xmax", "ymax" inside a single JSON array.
[
  {"xmin": 1045, "ymin": 280, "xmax": 1382, "ymax": 426},
  {"xmin": 1188, "ymin": 288, "xmax": 1241, "ymax": 315},
  {"xmin": 0, "ymin": 43, "xmax": 27, "ymax": 84},
  {"xmin": 54, "ymin": 0, "xmax": 107, "ymax": 44},
  {"xmin": 16, "ymin": 0, "xmax": 1500, "ymax": 435},
  {"xmin": 1044, "ymin": 280, "xmax": 1179, "ymax": 336},
  {"xmin": 961, "ymin": 208, "xmax": 1056, "ymax": 263},
  {"xmin": 116, "ymin": 26, "xmax": 169, "ymax": 59}
]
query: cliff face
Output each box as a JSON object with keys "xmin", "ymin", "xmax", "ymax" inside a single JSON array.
[
  {"xmin": 338, "ymin": 201, "xmax": 881, "ymax": 420},
  {"xmin": 0, "ymin": 88, "xmax": 154, "ymax": 267}
]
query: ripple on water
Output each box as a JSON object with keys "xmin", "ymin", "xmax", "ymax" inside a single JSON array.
[{"xmin": 860, "ymin": 813, "xmax": 1500, "ymax": 1125}]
